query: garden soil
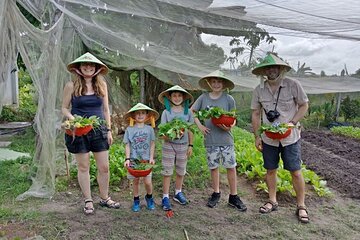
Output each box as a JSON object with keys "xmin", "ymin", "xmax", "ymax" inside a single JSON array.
[{"xmin": 2, "ymin": 129, "xmax": 360, "ymax": 239}]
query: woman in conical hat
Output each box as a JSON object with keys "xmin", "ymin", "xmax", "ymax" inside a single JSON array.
[
  {"xmin": 62, "ymin": 52, "xmax": 119, "ymax": 214},
  {"xmin": 123, "ymin": 103, "xmax": 159, "ymax": 212},
  {"xmin": 123, "ymin": 103, "xmax": 159, "ymax": 128},
  {"xmin": 158, "ymin": 85, "xmax": 195, "ymax": 209}
]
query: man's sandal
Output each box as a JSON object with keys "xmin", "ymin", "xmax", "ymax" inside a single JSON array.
[
  {"xmin": 296, "ymin": 205, "xmax": 310, "ymax": 223},
  {"xmin": 259, "ymin": 200, "xmax": 278, "ymax": 214},
  {"xmin": 84, "ymin": 199, "xmax": 95, "ymax": 215},
  {"xmin": 99, "ymin": 197, "xmax": 120, "ymax": 209}
]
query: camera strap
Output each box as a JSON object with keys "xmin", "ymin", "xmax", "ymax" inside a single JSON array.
[{"xmin": 273, "ymin": 86, "xmax": 282, "ymax": 111}]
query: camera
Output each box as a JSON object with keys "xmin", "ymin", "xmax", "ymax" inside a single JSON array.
[{"xmin": 265, "ymin": 110, "xmax": 280, "ymax": 122}]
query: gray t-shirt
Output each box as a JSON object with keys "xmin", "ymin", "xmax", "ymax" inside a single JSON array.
[
  {"xmin": 160, "ymin": 109, "xmax": 194, "ymax": 144},
  {"xmin": 123, "ymin": 125, "xmax": 155, "ymax": 160},
  {"xmin": 192, "ymin": 92, "xmax": 236, "ymax": 146}
]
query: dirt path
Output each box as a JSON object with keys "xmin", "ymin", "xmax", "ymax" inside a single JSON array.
[{"xmin": 302, "ymin": 129, "xmax": 360, "ymax": 199}]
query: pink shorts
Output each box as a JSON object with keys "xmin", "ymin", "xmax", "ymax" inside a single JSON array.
[{"xmin": 161, "ymin": 142, "xmax": 188, "ymax": 176}]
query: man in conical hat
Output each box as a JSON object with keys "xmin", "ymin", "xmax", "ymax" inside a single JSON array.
[
  {"xmin": 158, "ymin": 85, "xmax": 194, "ymax": 210},
  {"xmin": 251, "ymin": 53, "xmax": 310, "ymax": 223},
  {"xmin": 123, "ymin": 103, "xmax": 159, "ymax": 212},
  {"xmin": 192, "ymin": 70, "xmax": 247, "ymax": 212},
  {"xmin": 62, "ymin": 52, "xmax": 119, "ymax": 214}
]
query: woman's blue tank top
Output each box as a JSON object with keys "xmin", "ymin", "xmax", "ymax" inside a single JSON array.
[{"xmin": 71, "ymin": 94, "xmax": 104, "ymax": 119}]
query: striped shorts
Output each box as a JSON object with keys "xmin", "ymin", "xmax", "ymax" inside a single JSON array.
[{"xmin": 161, "ymin": 142, "xmax": 188, "ymax": 176}]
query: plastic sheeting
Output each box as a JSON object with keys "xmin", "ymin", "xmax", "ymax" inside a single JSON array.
[{"xmin": 1, "ymin": 0, "xmax": 359, "ymax": 199}]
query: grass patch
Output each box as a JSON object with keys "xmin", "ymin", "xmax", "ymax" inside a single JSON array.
[
  {"xmin": 0, "ymin": 207, "xmax": 39, "ymax": 221},
  {"xmin": 0, "ymin": 157, "xmax": 33, "ymax": 203},
  {"xmin": 8, "ymin": 127, "xmax": 36, "ymax": 155}
]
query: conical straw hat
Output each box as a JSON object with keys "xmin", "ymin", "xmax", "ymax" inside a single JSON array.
[
  {"xmin": 198, "ymin": 70, "xmax": 235, "ymax": 91},
  {"xmin": 252, "ymin": 53, "xmax": 291, "ymax": 76},
  {"xmin": 158, "ymin": 85, "xmax": 194, "ymax": 105},
  {"xmin": 124, "ymin": 103, "xmax": 159, "ymax": 124},
  {"xmin": 67, "ymin": 52, "xmax": 109, "ymax": 75}
]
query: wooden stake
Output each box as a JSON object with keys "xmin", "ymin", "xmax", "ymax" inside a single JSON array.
[
  {"xmin": 64, "ymin": 149, "xmax": 70, "ymax": 179},
  {"xmin": 183, "ymin": 229, "xmax": 189, "ymax": 240}
]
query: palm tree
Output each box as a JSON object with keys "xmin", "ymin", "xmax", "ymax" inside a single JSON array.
[{"xmin": 295, "ymin": 61, "xmax": 316, "ymax": 76}]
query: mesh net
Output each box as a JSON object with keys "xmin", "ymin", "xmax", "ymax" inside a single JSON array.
[{"xmin": 0, "ymin": 0, "xmax": 359, "ymax": 199}]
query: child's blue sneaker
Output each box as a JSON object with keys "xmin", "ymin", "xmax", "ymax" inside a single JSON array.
[
  {"xmin": 173, "ymin": 192, "xmax": 187, "ymax": 205},
  {"xmin": 132, "ymin": 199, "xmax": 140, "ymax": 212},
  {"xmin": 161, "ymin": 197, "xmax": 172, "ymax": 210},
  {"xmin": 145, "ymin": 196, "xmax": 155, "ymax": 210}
]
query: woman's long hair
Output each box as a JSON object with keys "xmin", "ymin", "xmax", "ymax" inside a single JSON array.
[{"xmin": 72, "ymin": 74, "xmax": 106, "ymax": 97}]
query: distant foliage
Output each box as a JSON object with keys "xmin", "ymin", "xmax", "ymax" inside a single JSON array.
[
  {"xmin": 0, "ymin": 69, "xmax": 37, "ymax": 122},
  {"xmin": 340, "ymin": 96, "xmax": 360, "ymax": 121}
]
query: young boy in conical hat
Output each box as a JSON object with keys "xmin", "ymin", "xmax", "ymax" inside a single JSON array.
[
  {"xmin": 191, "ymin": 70, "xmax": 247, "ymax": 212},
  {"xmin": 123, "ymin": 103, "xmax": 159, "ymax": 212},
  {"xmin": 158, "ymin": 85, "xmax": 194, "ymax": 210},
  {"xmin": 62, "ymin": 52, "xmax": 119, "ymax": 215}
]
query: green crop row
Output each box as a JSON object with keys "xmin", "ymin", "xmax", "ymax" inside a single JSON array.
[{"xmin": 330, "ymin": 126, "xmax": 360, "ymax": 139}]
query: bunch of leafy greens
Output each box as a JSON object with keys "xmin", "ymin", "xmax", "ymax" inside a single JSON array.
[
  {"xmin": 61, "ymin": 115, "xmax": 104, "ymax": 130},
  {"xmin": 194, "ymin": 106, "xmax": 236, "ymax": 122},
  {"xmin": 129, "ymin": 158, "xmax": 156, "ymax": 170},
  {"xmin": 158, "ymin": 118, "xmax": 198, "ymax": 140},
  {"xmin": 259, "ymin": 123, "xmax": 292, "ymax": 135}
]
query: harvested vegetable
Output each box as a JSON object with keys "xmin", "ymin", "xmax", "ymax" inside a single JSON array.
[
  {"xmin": 195, "ymin": 106, "xmax": 236, "ymax": 122},
  {"xmin": 259, "ymin": 122, "xmax": 292, "ymax": 134},
  {"xmin": 158, "ymin": 118, "xmax": 198, "ymax": 140}
]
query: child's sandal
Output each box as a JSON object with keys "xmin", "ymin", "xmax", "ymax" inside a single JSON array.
[
  {"xmin": 84, "ymin": 199, "xmax": 94, "ymax": 215},
  {"xmin": 99, "ymin": 197, "xmax": 120, "ymax": 209}
]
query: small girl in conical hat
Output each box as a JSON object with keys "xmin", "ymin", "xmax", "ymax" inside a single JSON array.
[
  {"xmin": 157, "ymin": 85, "xmax": 194, "ymax": 211},
  {"xmin": 62, "ymin": 52, "xmax": 119, "ymax": 215},
  {"xmin": 123, "ymin": 103, "xmax": 159, "ymax": 212}
]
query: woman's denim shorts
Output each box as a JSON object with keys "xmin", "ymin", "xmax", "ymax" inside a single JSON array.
[{"xmin": 65, "ymin": 126, "xmax": 109, "ymax": 153}]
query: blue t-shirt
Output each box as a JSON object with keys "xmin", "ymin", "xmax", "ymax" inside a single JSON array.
[
  {"xmin": 160, "ymin": 108, "xmax": 194, "ymax": 144},
  {"xmin": 71, "ymin": 94, "xmax": 104, "ymax": 119},
  {"xmin": 123, "ymin": 125, "xmax": 155, "ymax": 160},
  {"xmin": 192, "ymin": 92, "xmax": 236, "ymax": 146}
]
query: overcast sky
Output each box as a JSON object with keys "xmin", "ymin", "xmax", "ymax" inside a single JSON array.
[
  {"xmin": 202, "ymin": 32, "xmax": 360, "ymax": 75},
  {"xmin": 203, "ymin": 0, "xmax": 360, "ymax": 75}
]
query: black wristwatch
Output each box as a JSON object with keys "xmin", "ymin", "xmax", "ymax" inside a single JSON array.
[{"xmin": 188, "ymin": 144, "xmax": 193, "ymax": 147}]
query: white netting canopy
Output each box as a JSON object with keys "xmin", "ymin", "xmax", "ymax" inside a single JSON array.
[{"xmin": 0, "ymin": 0, "xmax": 359, "ymax": 199}]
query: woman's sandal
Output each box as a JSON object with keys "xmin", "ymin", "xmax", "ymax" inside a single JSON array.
[
  {"xmin": 296, "ymin": 205, "xmax": 310, "ymax": 223},
  {"xmin": 259, "ymin": 200, "xmax": 278, "ymax": 214},
  {"xmin": 84, "ymin": 199, "xmax": 95, "ymax": 215},
  {"xmin": 99, "ymin": 197, "xmax": 120, "ymax": 209}
]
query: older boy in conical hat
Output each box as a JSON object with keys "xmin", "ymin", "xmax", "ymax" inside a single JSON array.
[
  {"xmin": 158, "ymin": 85, "xmax": 194, "ymax": 210},
  {"xmin": 191, "ymin": 70, "xmax": 247, "ymax": 212},
  {"xmin": 251, "ymin": 53, "xmax": 309, "ymax": 223},
  {"xmin": 123, "ymin": 103, "xmax": 159, "ymax": 212}
]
